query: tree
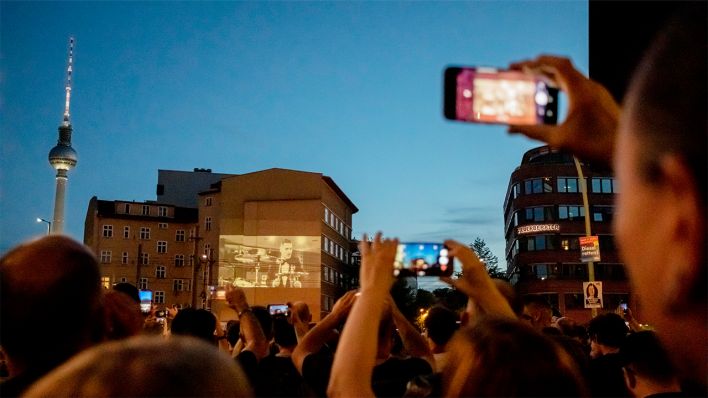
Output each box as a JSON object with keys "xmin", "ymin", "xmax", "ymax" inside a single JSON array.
[{"xmin": 470, "ymin": 237, "xmax": 507, "ymax": 280}]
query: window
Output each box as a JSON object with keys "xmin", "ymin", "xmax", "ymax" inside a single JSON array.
[
  {"xmin": 592, "ymin": 177, "xmax": 617, "ymax": 194},
  {"xmin": 157, "ymin": 241, "xmax": 167, "ymax": 253},
  {"xmin": 100, "ymin": 250, "xmax": 112, "ymax": 263},
  {"xmin": 560, "ymin": 237, "xmax": 580, "ymax": 251},
  {"xmin": 558, "ymin": 205, "xmax": 585, "ymax": 220},
  {"xmin": 176, "ymin": 230, "xmax": 185, "ymax": 242},
  {"xmin": 102, "ymin": 225, "xmax": 113, "ymax": 238},
  {"xmin": 140, "ymin": 252, "xmax": 149, "ymax": 265},
  {"xmin": 123, "ymin": 226, "xmax": 130, "ymax": 239},
  {"xmin": 119, "ymin": 277, "xmax": 128, "ymax": 283},
  {"xmin": 175, "ymin": 254, "xmax": 185, "ymax": 267},
  {"xmin": 525, "ymin": 206, "xmax": 554, "ymax": 222},
  {"xmin": 173, "ymin": 279, "xmax": 190, "ymax": 292},
  {"xmin": 158, "ymin": 206, "xmax": 168, "ymax": 217},
  {"xmin": 122, "ymin": 252, "xmax": 129, "ymax": 264},
  {"xmin": 323, "ymin": 236, "xmax": 329, "ymax": 251},
  {"xmin": 124, "ymin": 203, "xmax": 131, "ymax": 214},
  {"xmin": 154, "ymin": 291, "xmax": 165, "ymax": 304},
  {"xmin": 101, "ymin": 276, "xmax": 110, "ymax": 289},
  {"xmin": 156, "ymin": 266, "xmax": 166, "ymax": 279},
  {"xmin": 140, "ymin": 227, "xmax": 151, "ymax": 240},
  {"xmin": 557, "ymin": 177, "xmax": 585, "ymax": 193},
  {"xmin": 324, "ymin": 207, "xmax": 329, "ymax": 221},
  {"xmin": 512, "ymin": 183, "xmax": 521, "ymax": 199},
  {"xmin": 592, "ymin": 206, "xmax": 615, "ymax": 222},
  {"xmin": 205, "ymin": 197, "xmax": 213, "ymax": 207},
  {"xmin": 142, "ymin": 205, "xmax": 150, "ymax": 216},
  {"xmin": 158, "ymin": 223, "xmax": 168, "ymax": 229},
  {"xmin": 139, "ymin": 277, "xmax": 148, "ymax": 290},
  {"xmin": 205, "ymin": 217, "xmax": 212, "ymax": 231},
  {"xmin": 524, "ymin": 178, "xmax": 552, "ymax": 194},
  {"xmin": 564, "ymin": 293, "xmax": 585, "ymax": 309},
  {"xmin": 204, "ymin": 244, "xmax": 211, "ymax": 256},
  {"xmin": 526, "ymin": 235, "xmax": 554, "ymax": 251}
]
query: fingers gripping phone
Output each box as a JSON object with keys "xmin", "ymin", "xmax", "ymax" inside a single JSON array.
[
  {"xmin": 394, "ymin": 243, "xmax": 453, "ymax": 277},
  {"xmin": 444, "ymin": 66, "xmax": 558, "ymax": 125}
]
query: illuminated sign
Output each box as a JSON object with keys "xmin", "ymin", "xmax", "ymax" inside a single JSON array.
[{"xmin": 516, "ymin": 224, "xmax": 560, "ymax": 235}]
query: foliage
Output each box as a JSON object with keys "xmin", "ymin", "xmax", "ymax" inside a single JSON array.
[{"xmin": 470, "ymin": 237, "xmax": 507, "ymax": 280}]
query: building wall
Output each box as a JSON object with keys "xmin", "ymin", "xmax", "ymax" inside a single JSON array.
[
  {"xmin": 156, "ymin": 169, "xmax": 232, "ymax": 207},
  {"xmin": 504, "ymin": 147, "xmax": 632, "ymax": 323},
  {"xmin": 85, "ymin": 197, "xmax": 197, "ymax": 308}
]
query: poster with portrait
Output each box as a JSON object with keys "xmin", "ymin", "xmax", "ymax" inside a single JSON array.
[
  {"xmin": 583, "ymin": 281, "xmax": 603, "ymax": 309},
  {"xmin": 218, "ymin": 235, "xmax": 321, "ymax": 289}
]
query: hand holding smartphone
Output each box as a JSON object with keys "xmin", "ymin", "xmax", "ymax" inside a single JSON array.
[{"xmin": 444, "ymin": 66, "xmax": 558, "ymax": 125}]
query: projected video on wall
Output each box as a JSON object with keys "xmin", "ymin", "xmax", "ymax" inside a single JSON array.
[{"xmin": 218, "ymin": 235, "xmax": 321, "ymax": 289}]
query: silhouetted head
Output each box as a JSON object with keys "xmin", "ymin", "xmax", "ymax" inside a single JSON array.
[{"xmin": 170, "ymin": 308, "xmax": 217, "ymax": 345}]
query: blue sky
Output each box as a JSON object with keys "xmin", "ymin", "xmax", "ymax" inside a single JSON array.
[{"xmin": 0, "ymin": 1, "xmax": 588, "ymax": 286}]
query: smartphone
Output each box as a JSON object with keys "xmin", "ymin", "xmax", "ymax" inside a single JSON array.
[
  {"xmin": 620, "ymin": 303, "xmax": 628, "ymax": 313},
  {"xmin": 155, "ymin": 309, "xmax": 167, "ymax": 318},
  {"xmin": 394, "ymin": 243, "xmax": 453, "ymax": 277},
  {"xmin": 267, "ymin": 304, "xmax": 290, "ymax": 316},
  {"xmin": 443, "ymin": 66, "xmax": 558, "ymax": 125},
  {"xmin": 139, "ymin": 290, "xmax": 153, "ymax": 314}
]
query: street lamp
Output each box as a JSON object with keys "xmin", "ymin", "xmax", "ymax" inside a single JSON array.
[{"xmin": 36, "ymin": 218, "xmax": 51, "ymax": 235}]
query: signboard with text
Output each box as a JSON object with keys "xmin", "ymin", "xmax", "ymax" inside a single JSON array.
[
  {"xmin": 583, "ymin": 281, "xmax": 603, "ymax": 309},
  {"xmin": 579, "ymin": 235, "xmax": 601, "ymax": 263}
]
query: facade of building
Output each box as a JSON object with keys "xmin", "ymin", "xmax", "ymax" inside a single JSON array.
[
  {"xmin": 503, "ymin": 146, "xmax": 632, "ymax": 322},
  {"xmin": 84, "ymin": 197, "xmax": 199, "ymax": 307},
  {"xmin": 85, "ymin": 168, "xmax": 358, "ymax": 320}
]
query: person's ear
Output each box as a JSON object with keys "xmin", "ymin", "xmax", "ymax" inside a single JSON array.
[
  {"xmin": 657, "ymin": 155, "xmax": 706, "ymax": 313},
  {"xmin": 623, "ymin": 367, "xmax": 637, "ymax": 390}
]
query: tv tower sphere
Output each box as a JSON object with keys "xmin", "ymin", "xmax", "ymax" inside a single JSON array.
[{"xmin": 48, "ymin": 124, "xmax": 78, "ymax": 171}]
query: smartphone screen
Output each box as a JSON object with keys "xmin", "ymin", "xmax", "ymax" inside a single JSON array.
[
  {"xmin": 620, "ymin": 303, "xmax": 628, "ymax": 312},
  {"xmin": 268, "ymin": 304, "xmax": 289, "ymax": 316},
  {"xmin": 444, "ymin": 66, "xmax": 558, "ymax": 125},
  {"xmin": 139, "ymin": 290, "xmax": 153, "ymax": 314},
  {"xmin": 394, "ymin": 243, "xmax": 453, "ymax": 277}
]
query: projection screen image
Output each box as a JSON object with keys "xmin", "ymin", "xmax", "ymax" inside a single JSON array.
[{"xmin": 218, "ymin": 235, "xmax": 321, "ymax": 289}]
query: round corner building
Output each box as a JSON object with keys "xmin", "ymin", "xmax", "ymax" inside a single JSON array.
[{"xmin": 504, "ymin": 146, "xmax": 632, "ymax": 323}]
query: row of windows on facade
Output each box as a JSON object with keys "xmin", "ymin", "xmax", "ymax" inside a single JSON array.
[
  {"xmin": 528, "ymin": 293, "xmax": 629, "ymax": 312},
  {"xmin": 322, "ymin": 264, "xmax": 356, "ymax": 290},
  {"xmin": 511, "ymin": 177, "xmax": 618, "ymax": 198},
  {"xmin": 519, "ymin": 262, "xmax": 626, "ymax": 281},
  {"xmin": 510, "ymin": 234, "xmax": 616, "ymax": 256},
  {"xmin": 118, "ymin": 203, "xmax": 171, "ymax": 217},
  {"xmin": 102, "ymin": 225, "xmax": 188, "ymax": 241},
  {"xmin": 99, "ymin": 251, "xmax": 192, "ymax": 267},
  {"xmin": 101, "ymin": 276, "xmax": 190, "ymax": 301},
  {"xmin": 510, "ymin": 205, "xmax": 615, "ymax": 228},
  {"xmin": 322, "ymin": 235, "xmax": 349, "ymax": 263},
  {"xmin": 324, "ymin": 206, "xmax": 351, "ymax": 240}
]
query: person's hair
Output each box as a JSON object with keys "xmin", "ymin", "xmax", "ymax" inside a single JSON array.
[
  {"xmin": 626, "ymin": 4, "xmax": 707, "ymax": 301},
  {"xmin": 112, "ymin": 282, "xmax": 140, "ymax": 304},
  {"xmin": 272, "ymin": 315, "xmax": 297, "ymax": 348},
  {"xmin": 0, "ymin": 236, "xmax": 103, "ymax": 366},
  {"xmin": 251, "ymin": 306, "xmax": 273, "ymax": 341},
  {"xmin": 281, "ymin": 239, "xmax": 292, "ymax": 246},
  {"xmin": 443, "ymin": 316, "xmax": 587, "ymax": 397},
  {"xmin": 586, "ymin": 283, "xmax": 598, "ymax": 297},
  {"xmin": 620, "ymin": 331, "xmax": 677, "ymax": 383},
  {"xmin": 523, "ymin": 294, "xmax": 552, "ymax": 311},
  {"xmin": 587, "ymin": 313, "xmax": 628, "ymax": 348},
  {"xmin": 170, "ymin": 308, "xmax": 217, "ymax": 345},
  {"xmin": 225, "ymin": 320, "xmax": 240, "ymax": 346},
  {"xmin": 424, "ymin": 305, "xmax": 459, "ymax": 346},
  {"xmin": 23, "ymin": 335, "xmax": 252, "ymax": 397}
]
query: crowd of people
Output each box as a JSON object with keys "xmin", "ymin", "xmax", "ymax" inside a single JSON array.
[{"xmin": 1, "ymin": 4, "xmax": 705, "ymax": 398}]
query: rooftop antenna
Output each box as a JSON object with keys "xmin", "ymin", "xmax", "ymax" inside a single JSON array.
[{"xmin": 62, "ymin": 37, "xmax": 75, "ymax": 126}]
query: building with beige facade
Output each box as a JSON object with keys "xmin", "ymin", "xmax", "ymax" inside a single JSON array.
[{"xmin": 84, "ymin": 168, "xmax": 358, "ymax": 319}]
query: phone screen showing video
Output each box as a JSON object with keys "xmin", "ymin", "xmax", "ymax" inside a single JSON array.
[
  {"xmin": 394, "ymin": 243, "xmax": 453, "ymax": 277},
  {"xmin": 139, "ymin": 290, "xmax": 153, "ymax": 314},
  {"xmin": 268, "ymin": 304, "xmax": 289, "ymax": 316},
  {"xmin": 444, "ymin": 67, "xmax": 558, "ymax": 125}
]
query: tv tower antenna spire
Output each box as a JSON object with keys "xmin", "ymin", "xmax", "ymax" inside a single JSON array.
[
  {"xmin": 62, "ymin": 37, "xmax": 74, "ymax": 126},
  {"xmin": 48, "ymin": 37, "xmax": 78, "ymax": 234}
]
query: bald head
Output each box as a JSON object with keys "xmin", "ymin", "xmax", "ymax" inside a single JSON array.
[{"xmin": 0, "ymin": 236, "xmax": 103, "ymax": 370}]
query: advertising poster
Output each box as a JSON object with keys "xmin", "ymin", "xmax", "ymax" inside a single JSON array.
[
  {"xmin": 583, "ymin": 281, "xmax": 603, "ymax": 309},
  {"xmin": 579, "ymin": 235, "xmax": 601, "ymax": 263}
]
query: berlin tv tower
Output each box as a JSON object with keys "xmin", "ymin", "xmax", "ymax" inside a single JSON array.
[{"xmin": 47, "ymin": 37, "xmax": 78, "ymax": 234}]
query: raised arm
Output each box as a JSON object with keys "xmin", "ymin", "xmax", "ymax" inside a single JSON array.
[
  {"xmin": 507, "ymin": 55, "xmax": 620, "ymax": 167},
  {"xmin": 225, "ymin": 284, "xmax": 268, "ymax": 360},
  {"xmin": 328, "ymin": 233, "xmax": 398, "ymax": 398},
  {"xmin": 291, "ymin": 290, "xmax": 356, "ymax": 374},
  {"xmin": 442, "ymin": 240, "xmax": 516, "ymax": 319},
  {"xmin": 387, "ymin": 295, "xmax": 434, "ymax": 368}
]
